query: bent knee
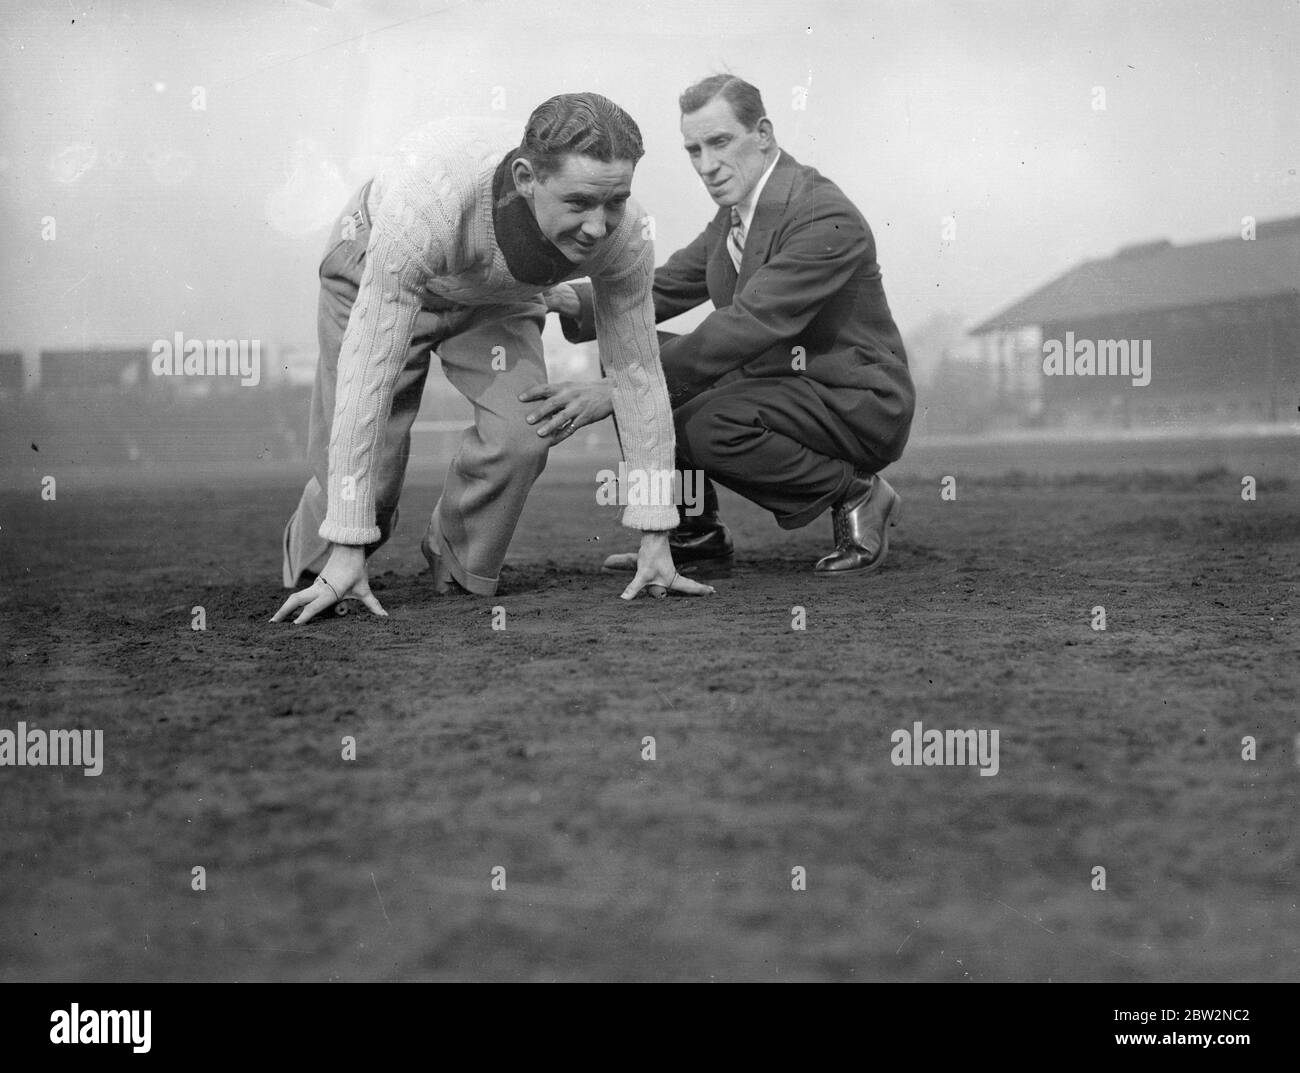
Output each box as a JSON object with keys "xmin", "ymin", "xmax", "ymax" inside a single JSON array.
[
  {"xmin": 678, "ymin": 404, "xmax": 751, "ymax": 469},
  {"xmin": 498, "ymin": 426, "xmax": 551, "ymax": 475}
]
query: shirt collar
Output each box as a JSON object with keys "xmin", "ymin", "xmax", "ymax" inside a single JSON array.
[{"xmin": 735, "ymin": 149, "xmax": 782, "ymax": 233}]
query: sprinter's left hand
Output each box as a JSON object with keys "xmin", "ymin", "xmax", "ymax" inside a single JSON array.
[{"xmin": 621, "ymin": 532, "xmax": 716, "ymax": 600}]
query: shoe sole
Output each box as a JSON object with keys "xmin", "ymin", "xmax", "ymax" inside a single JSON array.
[{"xmin": 813, "ymin": 493, "xmax": 901, "ymax": 578}]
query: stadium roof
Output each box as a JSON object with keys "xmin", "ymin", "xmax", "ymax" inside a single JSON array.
[{"xmin": 971, "ymin": 215, "xmax": 1300, "ymax": 334}]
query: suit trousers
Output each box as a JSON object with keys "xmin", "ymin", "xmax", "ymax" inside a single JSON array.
[
  {"xmin": 670, "ymin": 369, "xmax": 883, "ymax": 533},
  {"xmin": 282, "ymin": 183, "xmax": 550, "ymax": 594},
  {"xmin": 662, "ymin": 344, "xmax": 885, "ymax": 532}
]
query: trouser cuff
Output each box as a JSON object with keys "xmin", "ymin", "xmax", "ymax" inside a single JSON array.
[
  {"xmin": 429, "ymin": 522, "xmax": 499, "ymax": 596},
  {"xmin": 774, "ymin": 460, "xmax": 858, "ymax": 530}
]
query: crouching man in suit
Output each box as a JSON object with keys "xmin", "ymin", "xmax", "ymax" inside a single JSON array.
[{"xmin": 532, "ymin": 75, "xmax": 914, "ymax": 577}]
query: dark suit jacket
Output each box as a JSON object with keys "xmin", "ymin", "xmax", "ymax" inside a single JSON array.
[{"xmin": 563, "ymin": 150, "xmax": 914, "ymax": 464}]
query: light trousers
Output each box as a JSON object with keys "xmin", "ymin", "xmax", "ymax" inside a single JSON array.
[{"xmin": 282, "ymin": 183, "xmax": 550, "ymax": 595}]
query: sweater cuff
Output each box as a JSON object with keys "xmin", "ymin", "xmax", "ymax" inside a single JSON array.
[
  {"xmin": 621, "ymin": 503, "xmax": 680, "ymax": 531},
  {"xmin": 318, "ymin": 521, "xmax": 381, "ymax": 546}
]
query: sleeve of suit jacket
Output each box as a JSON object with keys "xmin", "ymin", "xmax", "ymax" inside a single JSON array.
[
  {"xmin": 561, "ymin": 220, "xmax": 716, "ymax": 344},
  {"xmin": 647, "ymin": 219, "xmax": 714, "ymax": 320},
  {"xmin": 559, "ymin": 279, "xmax": 598, "ymax": 344},
  {"xmin": 660, "ymin": 189, "xmax": 871, "ymax": 398}
]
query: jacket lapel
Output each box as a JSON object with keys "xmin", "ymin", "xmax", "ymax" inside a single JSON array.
[
  {"xmin": 706, "ymin": 204, "xmax": 737, "ymax": 306},
  {"xmin": 735, "ymin": 151, "xmax": 798, "ymax": 288}
]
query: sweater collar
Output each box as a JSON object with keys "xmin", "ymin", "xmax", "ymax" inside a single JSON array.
[{"xmin": 492, "ymin": 151, "xmax": 577, "ymax": 286}]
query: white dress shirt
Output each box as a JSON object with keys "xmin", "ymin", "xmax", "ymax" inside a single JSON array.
[{"xmin": 735, "ymin": 149, "xmax": 782, "ymax": 234}]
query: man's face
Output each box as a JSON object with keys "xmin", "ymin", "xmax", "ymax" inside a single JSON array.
[
  {"xmin": 514, "ymin": 154, "xmax": 635, "ymax": 263},
  {"xmin": 680, "ymin": 96, "xmax": 774, "ymax": 207}
]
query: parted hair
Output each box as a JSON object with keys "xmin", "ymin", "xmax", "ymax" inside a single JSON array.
[
  {"xmin": 679, "ymin": 75, "xmax": 766, "ymax": 130},
  {"xmin": 517, "ymin": 93, "xmax": 645, "ymax": 178}
]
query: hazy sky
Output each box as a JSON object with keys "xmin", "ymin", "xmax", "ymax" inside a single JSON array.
[{"xmin": 1, "ymin": 0, "xmax": 1296, "ymax": 358}]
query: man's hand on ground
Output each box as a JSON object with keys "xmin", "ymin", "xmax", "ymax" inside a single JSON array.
[
  {"xmin": 271, "ymin": 543, "xmax": 388, "ymax": 624},
  {"xmin": 621, "ymin": 532, "xmax": 716, "ymax": 600}
]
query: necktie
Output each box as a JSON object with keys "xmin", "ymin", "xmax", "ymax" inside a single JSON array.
[{"xmin": 727, "ymin": 205, "xmax": 746, "ymax": 272}]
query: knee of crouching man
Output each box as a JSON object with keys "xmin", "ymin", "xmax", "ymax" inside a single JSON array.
[{"xmin": 504, "ymin": 425, "xmax": 552, "ymax": 474}]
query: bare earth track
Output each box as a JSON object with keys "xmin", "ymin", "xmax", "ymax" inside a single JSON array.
[{"xmin": 1, "ymin": 436, "xmax": 1297, "ymax": 981}]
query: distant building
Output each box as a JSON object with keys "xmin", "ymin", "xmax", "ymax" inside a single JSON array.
[
  {"xmin": 37, "ymin": 348, "xmax": 153, "ymax": 395},
  {"xmin": 0, "ymin": 351, "xmax": 23, "ymax": 399},
  {"xmin": 972, "ymin": 216, "xmax": 1300, "ymax": 427}
]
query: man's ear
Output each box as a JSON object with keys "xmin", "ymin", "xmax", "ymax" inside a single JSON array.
[
  {"xmin": 755, "ymin": 117, "xmax": 775, "ymax": 149},
  {"xmin": 511, "ymin": 158, "xmax": 538, "ymax": 200}
]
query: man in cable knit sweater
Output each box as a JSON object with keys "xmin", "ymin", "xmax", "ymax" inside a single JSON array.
[{"xmin": 272, "ymin": 94, "xmax": 713, "ymax": 625}]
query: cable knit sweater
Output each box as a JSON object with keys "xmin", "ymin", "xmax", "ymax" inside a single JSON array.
[{"xmin": 320, "ymin": 119, "xmax": 679, "ymax": 545}]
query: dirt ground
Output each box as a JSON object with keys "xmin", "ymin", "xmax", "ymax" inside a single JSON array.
[{"xmin": 1, "ymin": 433, "xmax": 1297, "ymax": 981}]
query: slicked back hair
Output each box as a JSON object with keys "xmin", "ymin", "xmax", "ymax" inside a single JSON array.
[
  {"xmin": 517, "ymin": 93, "xmax": 645, "ymax": 179},
  {"xmin": 679, "ymin": 75, "xmax": 766, "ymax": 130}
]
